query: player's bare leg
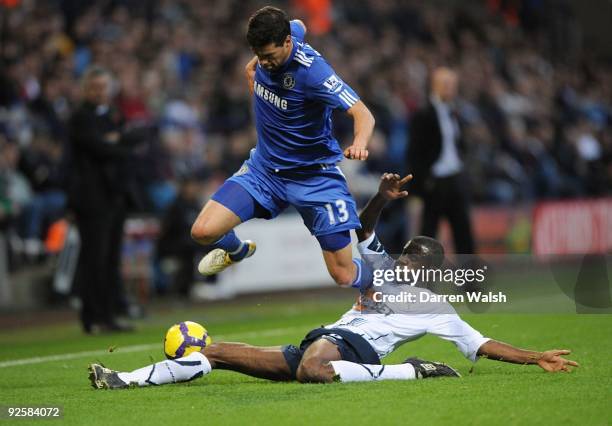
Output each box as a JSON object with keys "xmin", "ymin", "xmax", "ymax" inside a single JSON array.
[
  {"xmin": 88, "ymin": 341, "xmax": 293, "ymax": 389},
  {"xmin": 295, "ymin": 338, "xmax": 342, "ymax": 383},
  {"xmin": 191, "ymin": 200, "xmax": 241, "ymax": 245},
  {"xmin": 321, "ymin": 244, "xmax": 358, "ymax": 287},
  {"xmin": 204, "ymin": 342, "xmax": 293, "ymax": 381},
  {"xmin": 295, "ymin": 337, "xmax": 460, "ymax": 384},
  {"xmin": 191, "ymin": 200, "xmax": 256, "ymax": 275}
]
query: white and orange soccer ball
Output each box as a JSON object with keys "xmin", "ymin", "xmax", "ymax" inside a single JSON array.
[{"xmin": 164, "ymin": 321, "xmax": 212, "ymax": 360}]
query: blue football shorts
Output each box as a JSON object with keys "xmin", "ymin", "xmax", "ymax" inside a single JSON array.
[{"xmin": 211, "ymin": 152, "xmax": 361, "ymax": 237}]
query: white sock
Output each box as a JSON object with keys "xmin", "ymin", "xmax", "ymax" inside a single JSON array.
[
  {"xmin": 118, "ymin": 352, "xmax": 212, "ymax": 386},
  {"xmin": 330, "ymin": 361, "xmax": 416, "ymax": 382}
]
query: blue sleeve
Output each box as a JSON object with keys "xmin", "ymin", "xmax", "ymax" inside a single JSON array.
[
  {"xmin": 305, "ymin": 59, "xmax": 360, "ymax": 111},
  {"xmin": 290, "ymin": 20, "xmax": 306, "ymax": 43}
]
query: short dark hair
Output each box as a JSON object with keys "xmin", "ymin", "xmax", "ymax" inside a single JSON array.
[
  {"xmin": 401, "ymin": 236, "xmax": 445, "ymax": 269},
  {"xmin": 246, "ymin": 6, "xmax": 290, "ymax": 49}
]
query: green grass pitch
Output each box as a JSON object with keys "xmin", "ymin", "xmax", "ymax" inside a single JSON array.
[{"xmin": 0, "ymin": 293, "xmax": 610, "ymax": 426}]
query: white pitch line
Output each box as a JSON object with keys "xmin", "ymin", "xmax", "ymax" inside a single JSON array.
[{"xmin": 0, "ymin": 325, "xmax": 306, "ymax": 369}]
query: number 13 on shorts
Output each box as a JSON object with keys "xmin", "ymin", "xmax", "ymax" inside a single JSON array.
[{"xmin": 325, "ymin": 199, "xmax": 349, "ymax": 224}]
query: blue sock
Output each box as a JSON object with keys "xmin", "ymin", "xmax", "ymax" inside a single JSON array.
[
  {"xmin": 210, "ymin": 230, "xmax": 249, "ymax": 261},
  {"xmin": 350, "ymin": 258, "xmax": 373, "ymax": 292}
]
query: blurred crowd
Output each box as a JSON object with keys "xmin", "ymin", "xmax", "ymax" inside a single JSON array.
[{"xmin": 1, "ymin": 0, "xmax": 611, "ymax": 275}]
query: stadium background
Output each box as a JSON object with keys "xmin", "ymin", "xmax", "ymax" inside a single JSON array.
[
  {"xmin": 1, "ymin": 0, "xmax": 611, "ymax": 305},
  {"xmin": 0, "ymin": 1, "xmax": 611, "ymax": 425}
]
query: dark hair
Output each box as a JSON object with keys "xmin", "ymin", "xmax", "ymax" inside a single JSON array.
[
  {"xmin": 246, "ymin": 6, "xmax": 290, "ymax": 49},
  {"xmin": 401, "ymin": 236, "xmax": 445, "ymax": 269}
]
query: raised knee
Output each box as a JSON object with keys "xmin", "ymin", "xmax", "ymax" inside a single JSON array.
[
  {"xmin": 190, "ymin": 220, "xmax": 218, "ymax": 245},
  {"xmin": 296, "ymin": 357, "xmax": 334, "ymax": 383}
]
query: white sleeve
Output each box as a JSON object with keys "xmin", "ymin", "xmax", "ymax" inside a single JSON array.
[
  {"xmin": 358, "ymin": 232, "xmax": 387, "ymax": 256},
  {"xmin": 358, "ymin": 233, "xmax": 394, "ymax": 271},
  {"xmin": 427, "ymin": 314, "xmax": 491, "ymax": 362}
]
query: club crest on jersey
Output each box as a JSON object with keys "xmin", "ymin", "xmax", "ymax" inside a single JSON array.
[
  {"xmin": 323, "ymin": 74, "xmax": 343, "ymax": 93},
  {"xmin": 282, "ymin": 73, "xmax": 295, "ymax": 89}
]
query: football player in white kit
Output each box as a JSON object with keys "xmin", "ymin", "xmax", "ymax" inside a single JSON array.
[{"xmin": 89, "ymin": 174, "xmax": 578, "ymax": 389}]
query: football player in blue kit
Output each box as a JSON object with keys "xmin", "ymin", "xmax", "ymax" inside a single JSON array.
[{"xmin": 192, "ymin": 6, "xmax": 376, "ymax": 289}]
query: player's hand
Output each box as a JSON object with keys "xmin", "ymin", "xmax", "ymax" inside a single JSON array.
[
  {"xmin": 245, "ymin": 55, "xmax": 258, "ymax": 95},
  {"xmin": 378, "ymin": 173, "xmax": 412, "ymax": 201},
  {"xmin": 344, "ymin": 144, "xmax": 369, "ymax": 161},
  {"xmin": 536, "ymin": 349, "xmax": 579, "ymax": 372}
]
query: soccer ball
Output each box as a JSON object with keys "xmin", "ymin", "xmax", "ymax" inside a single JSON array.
[{"xmin": 164, "ymin": 321, "xmax": 212, "ymax": 359}]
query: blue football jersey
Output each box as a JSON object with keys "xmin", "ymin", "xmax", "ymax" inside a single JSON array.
[{"xmin": 251, "ymin": 20, "xmax": 361, "ymax": 170}]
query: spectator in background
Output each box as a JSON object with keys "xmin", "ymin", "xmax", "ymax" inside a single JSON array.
[
  {"xmin": 569, "ymin": 117, "xmax": 607, "ymax": 195},
  {"xmin": 155, "ymin": 175, "xmax": 206, "ymax": 297},
  {"xmin": 0, "ymin": 0, "xmax": 609, "ymax": 284},
  {"xmin": 407, "ymin": 67, "xmax": 475, "ymax": 254},
  {"xmin": 0, "ymin": 138, "xmax": 32, "ymax": 236},
  {"xmin": 28, "ymin": 74, "xmax": 70, "ymax": 141},
  {"xmin": 17, "ymin": 130, "xmax": 67, "ymax": 258},
  {"xmin": 2, "ymin": 0, "xmax": 608, "ymax": 215},
  {"xmin": 67, "ymin": 66, "xmax": 134, "ymax": 334}
]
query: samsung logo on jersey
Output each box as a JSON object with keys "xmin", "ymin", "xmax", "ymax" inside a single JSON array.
[{"xmin": 254, "ymin": 81, "xmax": 288, "ymax": 110}]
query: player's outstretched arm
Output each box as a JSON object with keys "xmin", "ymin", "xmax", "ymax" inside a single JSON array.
[
  {"xmin": 344, "ymin": 101, "xmax": 375, "ymax": 161},
  {"xmin": 477, "ymin": 340, "xmax": 579, "ymax": 372},
  {"xmin": 356, "ymin": 173, "xmax": 412, "ymax": 242}
]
